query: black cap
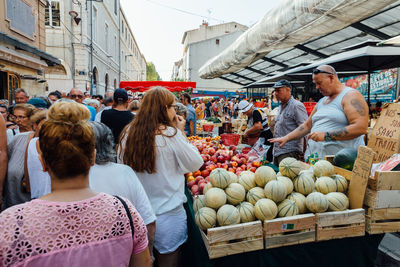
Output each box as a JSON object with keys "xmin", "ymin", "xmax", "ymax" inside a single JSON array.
[
  {"xmin": 113, "ymin": 88, "xmax": 128, "ymax": 102},
  {"xmin": 272, "ymin": 79, "xmax": 292, "ymax": 89}
]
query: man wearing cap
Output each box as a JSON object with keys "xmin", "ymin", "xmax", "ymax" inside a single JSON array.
[
  {"xmin": 238, "ymin": 99, "xmax": 273, "ymax": 161},
  {"xmin": 270, "ymin": 65, "xmax": 368, "ymax": 160},
  {"xmin": 101, "ymin": 88, "xmax": 133, "ymax": 144},
  {"xmin": 269, "ymin": 80, "xmax": 308, "ymax": 165}
]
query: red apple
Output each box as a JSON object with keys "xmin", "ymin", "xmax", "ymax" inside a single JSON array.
[
  {"xmin": 231, "ymin": 162, "xmax": 238, "ymax": 167},
  {"xmin": 216, "ymin": 163, "xmax": 222, "ymax": 168},
  {"xmin": 199, "ymin": 182, "xmax": 207, "ymax": 192},
  {"xmin": 201, "ymin": 169, "xmax": 210, "ymax": 177},
  {"xmin": 195, "ymin": 176, "xmax": 204, "ymax": 184},
  {"xmin": 229, "ymin": 145, "xmax": 237, "ymax": 151},
  {"xmin": 252, "ymin": 160, "xmax": 262, "ymax": 167},
  {"xmin": 231, "ymin": 156, "xmax": 239, "ymax": 162},
  {"xmin": 208, "ymin": 148, "xmax": 216, "ymax": 155},
  {"xmin": 210, "ymin": 156, "xmax": 218, "ymax": 163},
  {"xmin": 249, "ymin": 167, "xmax": 257, "ymax": 173},
  {"xmin": 187, "ymin": 180, "xmax": 196, "ymax": 188},
  {"xmin": 217, "ymin": 155, "xmax": 225, "ymax": 163},
  {"xmin": 228, "ymin": 167, "xmax": 235, "ymax": 173}
]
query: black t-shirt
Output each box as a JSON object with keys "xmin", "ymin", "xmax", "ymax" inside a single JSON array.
[
  {"xmin": 251, "ymin": 109, "xmax": 273, "ymax": 143},
  {"xmin": 101, "ymin": 109, "xmax": 134, "ymax": 144}
]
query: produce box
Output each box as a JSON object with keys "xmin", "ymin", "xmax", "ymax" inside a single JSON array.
[
  {"xmin": 315, "ymin": 209, "xmax": 365, "ymax": 241},
  {"xmin": 263, "ymin": 214, "xmax": 315, "ymax": 249},
  {"xmin": 364, "ymin": 170, "xmax": 400, "ymax": 234},
  {"xmin": 199, "ymin": 221, "xmax": 264, "ymax": 259}
]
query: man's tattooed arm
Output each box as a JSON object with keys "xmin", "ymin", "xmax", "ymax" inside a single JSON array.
[{"xmin": 328, "ymin": 128, "xmax": 349, "ymax": 140}]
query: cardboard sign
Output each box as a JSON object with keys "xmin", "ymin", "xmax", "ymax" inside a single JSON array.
[
  {"xmin": 348, "ymin": 146, "xmax": 375, "ymax": 209},
  {"xmin": 368, "ymin": 103, "xmax": 400, "ymax": 163}
]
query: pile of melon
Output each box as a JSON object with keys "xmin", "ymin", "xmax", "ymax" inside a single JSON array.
[{"xmin": 194, "ymin": 159, "xmax": 350, "ymax": 231}]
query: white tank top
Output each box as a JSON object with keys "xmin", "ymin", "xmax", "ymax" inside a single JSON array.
[{"xmin": 305, "ymin": 87, "xmax": 365, "ymax": 160}]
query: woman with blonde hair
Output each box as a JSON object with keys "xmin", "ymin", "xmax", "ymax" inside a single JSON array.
[
  {"xmin": 119, "ymin": 86, "xmax": 203, "ymax": 267},
  {"xmin": 0, "ymin": 101, "xmax": 151, "ymax": 267}
]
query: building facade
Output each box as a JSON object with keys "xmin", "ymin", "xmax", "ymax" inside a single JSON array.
[
  {"xmin": 0, "ymin": 0, "xmax": 60, "ymax": 101},
  {"xmin": 45, "ymin": 0, "xmax": 146, "ymax": 96},
  {"xmin": 173, "ymin": 22, "xmax": 248, "ymax": 93}
]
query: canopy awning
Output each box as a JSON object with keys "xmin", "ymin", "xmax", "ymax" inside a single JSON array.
[
  {"xmin": 119, "ymin": 81, "xmax": 196, "ymax": 93},
  {"xmin": 198, "ymin": 0, "xmax": 400, "ymax": 83}
]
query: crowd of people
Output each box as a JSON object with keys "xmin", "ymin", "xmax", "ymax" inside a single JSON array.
[
  {"xmin": 0, "ymin": 64, "xmax": 387, "ymax": 266},
  {"xmin": 0, "ymin": 86, "xmax": 203, "ymax": 266}
]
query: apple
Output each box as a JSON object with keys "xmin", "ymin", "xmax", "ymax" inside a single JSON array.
[
  {"xmin": 210, "ymin": 156, "xmax": 218, "ymax": 163},
  {"xmin": 216, "ymin": 163, "xmax": 222, "ymax": 168},
  {"xmin": 222, "ymin": 164, "xmax": 228, "ymax": 170},
  {"xmin": 191, "ymin": 185, "xmax": 199, "ymax": 195},
  {"xmin": 195, "ymin": 176, "xmax": 204, "ymax": 184},
  {"xmin": 228, "ymin": 167, "xmax": 235, "ymax": 173},
  {"xmin": 217, "ymin": 155, "xmax": 225, "ymax": 163},
  {"xmin": 231, "ymin": 161, "xmax": 238, "ymax": 167},
  {"xmin": 209, "ymin": 148, "xmax": 216, "ymax": 155},
  {"xmin": 231, "ymin": 156, "xmax": 239, "ymax": 162},
  {"xmin": 249, "ymin": 167, "xmax": 257, "ymax": 173},
  {"xmin": 185, "ymin": 172, "xmax": 193, "ymax": 178},
  {"xmin": 187, "ymin": 180, "xmax": 196, "ymax": 188},
  {"xmin": 193, "ymin": 170, "xmax": 201, "ymax": 177},
  {"xmin": 252, "ymin": 160, "xmax": 262, "ymax": 167},
  {"xmin": 201, "ymin": 169, "xmax": 210, "ymax": 177},
  {"xmin": 229, "ymin": 145, "xmax": 237, "ymax": 151},
  {"xmin": 199, "ymin": 182, "xmax": 207, "ymax": 192}
]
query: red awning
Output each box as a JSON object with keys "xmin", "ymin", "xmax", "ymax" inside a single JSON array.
[{"xmin": 119, "ymin": 81, "xmax": 196, "ymax": 93}]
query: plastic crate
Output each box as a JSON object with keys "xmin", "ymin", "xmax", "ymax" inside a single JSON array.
[{"xmin": 220, "ymin": 134, "xmax": 240, "ymax": 146}]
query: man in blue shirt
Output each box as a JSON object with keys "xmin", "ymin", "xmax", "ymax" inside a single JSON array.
[{"xmin": 181, "ymin": 93, "xmax": 196, "ymax": 136}]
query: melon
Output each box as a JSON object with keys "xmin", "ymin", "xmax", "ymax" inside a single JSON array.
[
  {"xmin": 237, "ymin": 202, "xmax": 255, "ymax": 223},
  {"xmin": 225, "ymin": 183, "xmax": 246, "ymax": 205},
  {"xmin": 193, "ymin": 195, "xmax": 206, "ymax": 213},
  {"xmin": 209, "ymin": 168, "xmax": 231, "ymax": 189},
  {"xmin": 299, "ymin": 170, "xmax": 315, "ymax": 182},
  {"xmin": 313, "ymin": 160, "xmax": 334, "ymax": 178},
  {"xmin": 205, "ymin": 188, "xmax": 227, "ymax": 209},
  {"xmin": 246, "ymin": 187, "xmax": 265, "ymax": 205},
  {"xmin": 195, "ymin": 207, "xmax": 217, "ymax": 230},
  {"xmin": 264, "ymin": 180, "xmax": 287, "ymax": 203},
  {"xmin": 203, "ymin": 182, "xmax": 213, "ymax": 194},
  {"xmin": 331, "ymin": 174, "xmax": 348, "ymax": 193},
  {"xmin": 238, "ymin": 171, "xmax": 256, "ymax": 191},
  {"xmin": 293, "ymin": 175, "xmax": 314, "ymax": 196},
  {"xmin": 217, "ymin": 204, "xmax": 240, "ymax": 226},
  {"xmin": 278, "ymin": 199, "xmax": 299, "ymax": 217},
  {"xmin": 228, "ymin": 171, "xmax": 239, "ymax": 184},
  {"xmin": 287, "ymin": 192, "xmax": 307, "ymax": 214},
  {"xmin": 306, "ymin": 192, "xmax": 329, "ymax": 213},
  {"xmin": 277, "ymin": 176, "xmax": 294, "ymax": 195},
  {"xmin": 326, "ymin": 192, "xmax": 349, "ymax": 211},
  {"xmin": 333, "ymin": 148, "xmax": 358, "ymax": 171},
  {"xmin": 254, "ymin": 166, "xmax": 276, "ymax": 187},
  {"xmin": 315, "ymin": 176, "xmax": 337, "ymax": 194},
  {"xmin": 254, "ymin": 199, "xmax": 278, "ymax": 221},
  {"xmin": 279, "ymin": 157, "xmax": 302, "ymax": 179}
]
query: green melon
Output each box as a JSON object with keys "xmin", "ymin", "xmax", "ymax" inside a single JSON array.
[
  {"xmin": 326, "ymin": 192, "xmax": 349, "ymax": 211},
  {"xmin": 278, "ymin": 199, "xmax": 299, "ymax": 217},
  {"xmin": 237, "ymin": 202, "xmax": 255, "ymax": 223},
  {"xmin": 217, "ymin": 204, "xmax": 240, "ymax": 226},
  {"xmin": 195, "ymin": 207, "xmax": 217, "ymax": 230},
  {"xmin": 333, "ymin": 148, "xmax": 358, "ymax": 171},
  {"xmin": 225, "ymin": 183, "xmax": 246, "ymax": 205},
  {"xmin": 279, "ymin": 157, "xmax": 302, "ymax": 179},
  {"xmin": 331, "ymin": 174, "xmax": 348, "ymax": 193},
  {"xmin": 209, "ymin": 168, "xmax": 231, "ymax": 189},
  {"xmin": 313, "ymin": 160, "xmax": 334, "ymax": 178}
]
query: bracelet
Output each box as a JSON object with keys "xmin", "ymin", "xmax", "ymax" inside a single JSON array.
[{"xmin": 324, "ymin": 132, "xmax": 333, "ymax": 142}]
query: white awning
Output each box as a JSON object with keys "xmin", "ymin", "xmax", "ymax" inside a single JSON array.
[{"xmin": 198, "ymin": 0, "xmax": 398, "ymax": 79}]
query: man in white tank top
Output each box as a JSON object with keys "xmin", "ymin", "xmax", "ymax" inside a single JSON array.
[{"xmin": 269, "ymin": 65, "xmax": 369, "ymax": 160}]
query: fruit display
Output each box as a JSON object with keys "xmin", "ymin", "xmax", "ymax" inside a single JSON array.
[{"xmin": 191, "ymin": 153, "xmax": 352, "ymax": 232}]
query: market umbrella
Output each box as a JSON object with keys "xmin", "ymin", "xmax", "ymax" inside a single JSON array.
[
  {"xmin": 246, "ymin": 45, "xmax": 400, "ymax": 103},
  {"xmin": 119, "ymin": 81, "xmax": 196, "ymax": 93}
]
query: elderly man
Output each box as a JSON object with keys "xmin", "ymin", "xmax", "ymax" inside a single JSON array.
[
  {"xmin": 270, "ymin": 80, "xmax": 308, "ymax": 165},
  {"xmin": 270, "ymin": 65, "xmax": 368, "ymax": 160},
  {"xmin": 69, "ymin": 88, "xmax": 96, "ymax": 121},
  {"xmin": 14, "ymin": 88, "xmax": 29, "ymax": 104}
]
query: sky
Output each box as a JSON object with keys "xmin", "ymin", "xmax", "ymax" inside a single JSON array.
[{"xmin": 120, "ymin": 0, "xmax": 279, "ymax": 80}]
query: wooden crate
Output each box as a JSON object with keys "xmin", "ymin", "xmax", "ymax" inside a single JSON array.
[
  {"xmin": 364, "ymin": 171, "xmax": 400, "ymax": 234},
  {"xmin": 263, "ymin": 214, "xmax": 316, "ymax": 249},
  {"xmin": 316, "ymin": 209, "xmax": 365, "ymax": 241},
  {"xmin": 200, "ymin": 221, "xmax": 264, "ymax": 259}
]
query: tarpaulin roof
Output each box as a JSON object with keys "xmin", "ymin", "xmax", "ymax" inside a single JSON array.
[
  {"xmin": 198, "ymin": 0, "xmax": 400, "ymax": 86},
  {"xmin": 119, "ymin": 81, "xmax": 196, "ymax": 92}
]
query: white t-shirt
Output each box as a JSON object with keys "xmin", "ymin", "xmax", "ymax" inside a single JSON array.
[
  {"xmin": 119, "ymin": 126, "xmax": 203, "ymax": 215},
  {"xmin": 6, "ymin": 127, "xmax": 20, "ymax": 145},
  {"xmin": 89, "ymin": 162, "xmax": 156, "ymax": 225},
  {"xmin": 27, "ymin": 137, "xmax": 52, "ymax": 198}
]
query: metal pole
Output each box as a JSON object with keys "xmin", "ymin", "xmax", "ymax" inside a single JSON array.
[
  {"xmin": 118, "ymin": 1, "xmax": 121, "ymax": 86},
  {"xmin": 367, "ymin": 71, "xmax": 371, "ymax": 106},
  {"xmin": 90, "ymin": 0, "xmax": 93, "ymax": 95},
  {"xmin": 70, "ymin": 0, "xmax": 76, "ymax": 88}
]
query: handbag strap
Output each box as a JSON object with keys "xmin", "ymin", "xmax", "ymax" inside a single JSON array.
[{"xmin": 114, "ymin": 195, "xmax": 135, "ymax": 240}]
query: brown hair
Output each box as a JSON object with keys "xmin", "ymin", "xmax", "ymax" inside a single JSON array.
[
  {"xmin": 13, "ymin": 103, "xmax": 35, "ymax": 117},
  {"xmin": 39, "ymin": 101, "xmax": 95, "ymax": 179},
  {"xmin": 119, "ymin": 86, "xmax": 176, "ymax": 173},
  {"xmin": 30, "ymin": 109, "xmax": 47, "ymax": 125}
]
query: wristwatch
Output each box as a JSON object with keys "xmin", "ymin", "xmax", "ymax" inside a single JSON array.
[{"xmin": 324, "ymin": 132, "xmax": 333, "ymax": 142}]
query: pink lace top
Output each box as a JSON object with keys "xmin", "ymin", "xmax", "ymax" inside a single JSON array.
[{"xmin": 0, "ymin": 193, "xmax": 148, "ymax": 267}]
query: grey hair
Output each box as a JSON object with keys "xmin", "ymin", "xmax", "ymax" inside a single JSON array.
[
  {"xmin": 89, "ymin": 121, "xmax": 116, "ymax": 164},
  {"xmin": 15, "ymin": 88, "xmax": 29, "ymax": 97}
]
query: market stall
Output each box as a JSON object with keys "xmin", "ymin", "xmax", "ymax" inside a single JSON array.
[
  {"xmin": 119, "ymin": 81, "xmax": 196, "ymax": 93},
  {"xmin": 181, "ymin": 103, "xmax": 400, "ymax": 266}
]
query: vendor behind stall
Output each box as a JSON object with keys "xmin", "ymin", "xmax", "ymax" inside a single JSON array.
[{"xmin": 238, "ymin": 100, "xmax": 273, "ymax": 161}]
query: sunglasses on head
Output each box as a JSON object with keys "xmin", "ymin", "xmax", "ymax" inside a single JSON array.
[{"xmin": 312, "ymin": 69, "xmax": 334, "ymax": 75}]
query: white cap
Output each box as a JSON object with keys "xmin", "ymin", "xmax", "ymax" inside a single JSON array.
[{"xmin": 238, "ymin": 100, "xmax": 253, "ymax": 113}]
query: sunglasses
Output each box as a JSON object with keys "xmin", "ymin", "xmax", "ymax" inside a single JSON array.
[
  {"xmin": 312, "ymin": 69, "xmax": 334, "ymax": 75},
  {"xmin": 70, "ymin": 94, "xmax": 83, "ymax": 99}
]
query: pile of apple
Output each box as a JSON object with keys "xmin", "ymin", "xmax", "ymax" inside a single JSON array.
[{"xmin": 186, "ymin": 136, "xmax": 261, "ymax": 195}]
